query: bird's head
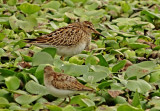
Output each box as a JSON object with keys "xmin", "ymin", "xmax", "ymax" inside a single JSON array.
[{"xmin": 82, "ymin": 21, "xmax": 106, "ymax": 38}]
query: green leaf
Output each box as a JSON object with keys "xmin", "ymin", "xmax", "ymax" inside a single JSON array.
[
  {"xmin": 141, "ymin": 10, "xmax": 160, "ymax": 19},
  {"xmin": 32, "ymin": 103, "xmax": 44, "ymax": 111},
  {"xmin": 41, "ymin": 47, "xmax": 57, "ymax": 59},
  {"xmin": 117, "ymin": 104, "xmax": 143, "ymax": 111},
  {"xmin": 121, "ymin": 1, "xmax": 131, "ymax": 12},
  {"xmin": 129, "ymin": 43, "xmax": 150, "ymax": 49},
  {"xmin": 90, "ymin": 65, "xmax": 110, "ymax": 73},
  {"xmin": 126, "ymin": 79, "xmax": 151, "ymax": 94},
  {"xmin": 9, "ymin": 15, "xmax": 19, "ymax": 30},
  {"xmin": 84, "ymin": 2, "xmax": 98, "ymax": 10},
  {"xmin": 112, "ymin": 60, "xmax": 126, "ymax": 72},
  {"xmin": 0, "ymin": 97, "xmax": 9, "ymax": 108},
  {"xmin": 18, "ymin": 17, "xmax": 38, "ymax": 32},
  {"xmin": 63, "ymin": 105, "xmax": 76, "ymax": 111},
  {"xmin": 42, "ymin": 1, "xmax": 61, "ymax": 10},
  {"xmin": 32, "ymin": 52, "xmax": 54, "ymax": 66},
  {"xmin": 150, "ymin": 71, "xmax": 160, "ymax": 82},
  {"xmin": 0, "ymin": 17, "xmax": 9, "ymax": 25},
  {"xmin": 85, "ymin": 55, "xmax": 99, "ymax": 65},
  {"xmin": 83, "ymin": 72, "xmax": 108, "ymax": 83},
  {"xmin": 19, "ymin": 3, "xmax": 40, "ymax": 14},
  {"xmin": 126, "ymin": 61, "xmax": 156, "ymax": 78},
  {"xmin": 15, "ymin": 94, "xmax": 41, "ymax": 105},
  {"xmin": 132, "ymin": 91, "xmax": 140, "ymax": 107},
  {"xmin": 81, "ymin": 98, "xmax": 95, "ymax": 107},
  {"xmin": 96, "ymin": 54, "xmax": 109, "ymax": 67},
  {"xmin": 25, "ymin": 80, "xmax": 48, "ymax": 95},
  {"xmin": 47, "ymin": 105, "xmax": 62, "ymax": 111},
  {"xmin": 35, "ymin": 64, "xmax": 47, "ymax": 84},
  {"xmin": 61, "ymin": 64, "xmax": 89, "ymax": 76},
  {"xmin": 5, "ymin": 76, "xmax": 20, "ymax": 90},
  {"xmin": 7, "ymin": 0, "xmax": 17, "ymax": 6}
]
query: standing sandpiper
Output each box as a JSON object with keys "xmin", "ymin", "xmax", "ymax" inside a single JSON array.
[
  {"xmin": 44, "ymin": 66, "xmax": 94, "ymax": 105},
  {"xmin": 25, "ymin": 21, "xmax": 105, "ymax": 59}
]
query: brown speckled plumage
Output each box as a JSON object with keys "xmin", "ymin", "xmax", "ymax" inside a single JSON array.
[
  {"xmin": 44, "ymin": 66, "xmax": 94, "ymax": 92},
  {"xmin": 25, "ymin": 21, "xmax": 105, "ymax": 57}
]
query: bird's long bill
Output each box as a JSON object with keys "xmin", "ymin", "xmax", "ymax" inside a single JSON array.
[{"xmin": 93, "ymin": 30, "xmax": 106, "ymax": 38}]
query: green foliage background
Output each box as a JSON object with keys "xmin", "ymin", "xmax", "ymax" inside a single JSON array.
[{"xmin": 0, "ymin": 0, "xmax": 160, "ymax": 110}]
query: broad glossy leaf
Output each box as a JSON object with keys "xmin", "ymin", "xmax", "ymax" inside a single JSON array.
[
  {"xmin": 41, "ymin": 47, "xmax": 57, "ymax": 59},
  {"xmin": 32, "ymin": 52, "xmax": 54, "ymax": 66},
  {"xmin": 117, "ymin": 104, "xmax": 143, "ymax": 111},
  {"xmin": 112, "ymin": 60, "xmax": 126, "ymax": 72},
  {"xmin": 25, "ymin": 80, "xmax": 48, "ymax": 95},
  {"xmin": 5, "ymin": 76, "xmax": 20, "ymax": 90},
  {"xmin": 83, "ymin": 72, "xmax": 108, "ymax": 83},
  {"xmin": 126, "ymin": 79, "xmax": 151, "ymax": 94},
  {"xmin": 15, "ymin": 94, "xmax": 41, "ymax": 105},
  {"xmin": 150, "ymin": 71, "xmax": 160, "ymax": 82},
  {"xmin": 42, "ymin": 1, "xmax": 61, "ymax": 10},
  {"xmin": 132, "ymin": 91, "xmax": 140, "ymax": 107},
  {"xmin": 46, "ymin": 105, "xmax": 62, "ymax": 111},
  {"xmin": 61, "ymin": 64, "xmax": 89, "ymax": 76},
  {"xmin": 126, "ymin": 61, "xmax": 156, "ymax": 78},
  {"xmin": 0, "ymin": 97, "xmax": 9, "ymax": 108},
  {"xmin": 129, "ymin": 43, "xmax": 150, "ymax": 49},
  {"xmin": 63, "ymin": 105, "xmax": 76, "ymax": 111},
  {"xmin": 19, "ymin": 3, "xmax": 40, "ymax": 14}
]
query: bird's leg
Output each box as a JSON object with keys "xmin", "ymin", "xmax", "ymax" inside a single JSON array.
[
  {"xmin": 60, "ymin": 56, "xmax": 64, "ymax": 61},
  {"xmin": 58, "ymin": 98, "xmax": 66, "ymax": 106},
  {"xmin": 68, "ymin": 96, "xmax": 71, "ymax": 104}
]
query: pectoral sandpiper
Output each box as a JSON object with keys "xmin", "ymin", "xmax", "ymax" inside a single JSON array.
[
  {"xmin": 25, "ymin": 21, "xmax": 105, "ymax": 59},
  {"xmin": 44, "ymin": 66, "xmax": 94, "ymax": 105}
]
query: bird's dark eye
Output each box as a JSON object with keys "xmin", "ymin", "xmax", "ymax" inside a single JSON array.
[{"xmin": 87, "ymin": 26, "xmax": 91, "ymax": 28}]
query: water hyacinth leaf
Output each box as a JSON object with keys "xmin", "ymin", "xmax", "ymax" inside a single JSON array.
[
  {"xmin": 35, "ymin": 64, "xmax": 47, "ymax": 84},
  {"xmin": 150, "ymin": 71, "xmax": 160, "ymax": 82},
  {"xmin": 117, "ymin": 104, "xmax": 143, "ymax": 111},
  {"xmin": 84, "ymin": 2, "xmax": 99, "ymax": 10},
  {"xmin": 5, "ymin": 76, "xmax": 20, "ymax": 90},
  {"xmin": 90, "ymin": 65, "xmax": 110, "ymax": 73},
  {"xmin": 19, "ymin": 3, "xmax": 40, "ymax": 14},
  {"xmin": 46, "ymin": 105, "xmax": 62, "ymax": 111},
  {"xmin": 7, "ymin": 0, "xmax": 17, "ymax": 6},
  {"xmin": 32, "ymin": 52, "xmax": 54, "ymax": 66},
  {"xmin": 9, "ymin": 15, "xmax": 19, "ymax": 30},
  {"xmin": 32, "ymin": 103, "xmax": 44, "ymax": 111},
  {"xmin": 0, "ymin": 97, "xmax": 9, "ymax": 108},
  {"xmin": 41, "ymin": 47, "xmax": 57, "ymax": 59},
  {"xmin": 42, "ymin": 1, "xmax": 61, "ymax": 10},
  {"xmin": 83, "ymin": 72, "xmax": 107, "ymax": 83},
  {"xmin": 126, "ymin": 79, "xmax": 151, "ymax": 94},
  {"xmin": 18, "ymin": 17, "xmax": 38, "ymax": 32},
  {"xmin": 126, "ymin": 61, "xmax": 156, "ymax": 78},
  {"xmin": 0, "ymin": 17, "xmax": 9, "ymax": 25},
  {"xmin": 65, "ymin": 12, "xmax": 78, "ymax": 20},
  {"xmin": 64, "ymin": 0, "xmax": 75, "ymax": 7},
  {"xmin": 96, "ymin": 54, "xmax": 109, "ymax": 67},
  {"xmin": 85, "ymin": 55, "xmax": 99, "ymax": 65},
  {"xmin": 112, "ymin": 60, "xmax": 126, "ymax": 72},
  {"xmin": 141, "ymin": 10, "xmax": 160, "ymax": 19},
  {"xmin": 61, "ymin": 64, "xmax": 89, "ymax": 76},
  {"xmin": 25, "ymin": 80, "xmax": 48, "ymax": 95},
  {"xmin": 81, "ymin": 98, "xmax": 95, "ymax": 107},
  {"xmin": 15, "ymin": 94, "xmax": 41, "ymax": 105},
  {"xmin": 128, "ymin": 43, "xmax": 150, "ymax": 49},
  {"xmin": 63, "ymin": 105, "xmax": 76, "ymax": 111},
  {"xmin": 132, "ymin": 91, "xmax": 140, "ymax": 107}
]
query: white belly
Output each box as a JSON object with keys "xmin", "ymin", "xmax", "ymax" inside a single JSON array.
[
  {"xmin": 56, "ymin": 42, "xmax": 86, "ymax": 56},
  {"xmin": 45, "ymin": 84, "xmax": 76, "ymax": 98},
  {"xmin": 35, "ymin": 41, "xmax": 87, "ymax": 56}
]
